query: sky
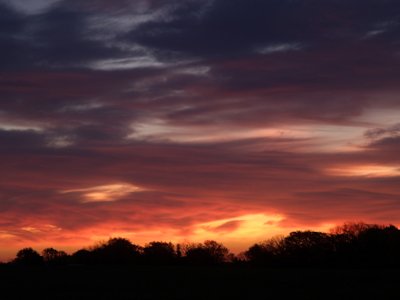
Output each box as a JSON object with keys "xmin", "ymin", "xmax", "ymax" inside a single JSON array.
[{"xmin": 1, "ymin": 0, "xmax": 400, "ymax": 261}]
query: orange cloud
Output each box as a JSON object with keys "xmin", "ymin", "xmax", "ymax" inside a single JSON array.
[
  {"xmin": 61, "ymin": 183, "xmax": 145, "ymax": 203},
  {"xmin": 327, "ymin": 165, "xmax": 400, "ymax": 178}
]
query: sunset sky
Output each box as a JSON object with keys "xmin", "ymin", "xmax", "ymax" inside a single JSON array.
[{"xmin": 1, "ymin": 0, "xmax": 400, "ymax": 261}]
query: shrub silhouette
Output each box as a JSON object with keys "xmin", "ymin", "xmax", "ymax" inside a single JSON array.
[{"xmin": 14, "ymin": 248, "xmax": 43, "ymax": 266}]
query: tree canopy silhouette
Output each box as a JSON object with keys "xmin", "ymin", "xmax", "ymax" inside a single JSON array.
[
  {"xmin": 42, "ymin": 248, "xmax": 68, "ymax": 265},
  {"xmin": 245, "ymin": 223, "xmax": 400, "ymax": 267},
  {"xmin": 184, "ymin": 240, "xmax": 230, "ymax": 265},
  {"xmin": 14, "ymin": 248, "xmax": 43, "ymax": 266},
  {"xmin": 91, "ymin": 238, "xmax": 142, "ymax": 265},
  {"xmin": 143, "ymin": 242, "xmax": 177, "ymax": 265}
]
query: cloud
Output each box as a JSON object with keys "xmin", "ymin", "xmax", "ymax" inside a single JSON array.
[
  {"xmin": 90, "ymin": 56, "xmax": 166, "ymax": 71},
  {"xmin": 255, "ymin": 43, "xmax": 303, "ymax": 55},
  {"xmin": 365, "ymin": 123, "xmax": 400, "ymax": 139},
  {"xmin": 0, "ymin": 129, "xmax": 46, "ymax": 152},
  {"xmin": 209, "ymin": 220, "xmax": 243, "ymax": 233},
  {"xmin": 61, "ymin": 183, "xmax": 145, "ymax": 203},
  {"xmin": 326, "ymin": 165, "xmax": 400, "ymax": 178},
  {"xmin": 2, "ymin": 0, "xmax": 400, "ymax": 260},
  {"xmin": 363, "ymin": 124, "xmax": 400, "ymax": 154},
  {"xmin": 0, "ymin": 0, "xmax": 61, "ymax": 14},
  {"xmin": 130, "ymin": 0, "xmax": 400, "ymax": 59}
]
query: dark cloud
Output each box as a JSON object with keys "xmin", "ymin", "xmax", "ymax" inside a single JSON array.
[
  {"xmin": 365, "ymin": 123, "xmax": 400, "ymax": 139},
  {"xmin": 131, "ymin": 0, "xmax": 400, "ymax": 57},
  {"xmin": 0, "ymin": 3, "xmax": 31, "ymax": 69},
  {"xmin": 0, "ymin": 1, "xmax": 131, "ymax": 70},
  {"xmin": 0, "ymin": 129, "xmax": 45, "ymax": 150},
  {"xmin": 29, "ymin": 7, "xmax": 122, "ymax": 66},
  {"xmin": 210, "ymin": 220, "xmax": 243, "ymax": 233},
  {"xmin": 363, "ymin": 124, "xmax": 400, "ymax": 153},
  {"xmin": 368, "ymin": 136, "xmax": 400, "ymax": 152}
]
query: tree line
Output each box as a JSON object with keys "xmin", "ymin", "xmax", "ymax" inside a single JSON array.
[{"xmin": 7, "ymin": 223, "xmax": 400, "ymax": 267}]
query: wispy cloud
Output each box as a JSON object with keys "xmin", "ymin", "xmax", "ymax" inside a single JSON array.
[
  {"xmin": 61, "ymin": 183, "xmax": 145, "ymax": 203},
  {"xmin": 255, "ymin": 43, "xmax": 303, "ymax": 55}
]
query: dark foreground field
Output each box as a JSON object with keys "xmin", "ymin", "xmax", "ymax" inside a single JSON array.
[{"xmin": 0, "ymin": 266, "xmax": 398, "ymax": 300}]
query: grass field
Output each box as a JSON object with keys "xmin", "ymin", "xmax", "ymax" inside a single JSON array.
[{"xmin": 0, "ymin": 266, "xmax": 399, "ymax": 299}]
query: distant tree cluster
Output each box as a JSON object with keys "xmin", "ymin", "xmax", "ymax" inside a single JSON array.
[
  {"xmin": 245, "ymin": 223, "xmax": 400, "ymax": 267},
  {"xmin": 8, "ymin": 223, "xmax": 400, "ymax": 268},
  {"xmin": 11, "ymin": 239, "xmax": 231, "ymax": 267}
]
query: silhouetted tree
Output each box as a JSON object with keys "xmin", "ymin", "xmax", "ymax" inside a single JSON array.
[
  {"xmin": 353, "ymin": 225, "xmax": 400, "ymax": 267},
  {"xmin": 14, "ymin": 248, "xmax": 43, "ymax": 266},
  {"xmin": 244, "ymin": 237, "xmax": 285, "ymax": 266},
  {"xmin": 184, "ymin": 240, "xmax": 230, "ymax": 265},
  {"xmin": 143, "ymin": 242, "xmax": 177, "ymax": 265},
  {"xmin": 329, "ymin": 223, "xmax": 399, "ymax": 266},
  {"xmin": 176, "ymin": 244, "xmax": 182, "ymax": 259},
  {"xmin": 42, "ymin": 248, "xmax": 68, "ymax": 265},
  {"xmin": 71, "ymin": 249, "xmax": 93, "ymax": 265},
  {"xmin": 331, "ymin": 222, "xmax": 377, "ymax": 237},
  {"xmin": 282, "ymin": 231, "xmax": 334, "ymax": 266},
  {"xmin": 244, "ymin": 223, "xmax": 400, "ymax": 267},
  {"xmin": 92, "ymin": 238, "xmax": 142, "ymax": 265},
  {"xmin": 245, "ymin": 244, "xmax": 266, "ymax": 263}
]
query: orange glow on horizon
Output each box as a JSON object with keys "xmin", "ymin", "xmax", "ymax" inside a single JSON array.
[
  {"xmin": 327, "ymin": 165, "xmax": 400, "ymax": 178},
  {"xmin": 0, "ymin": 213, "xmax": 338, "ymax": 262}
]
